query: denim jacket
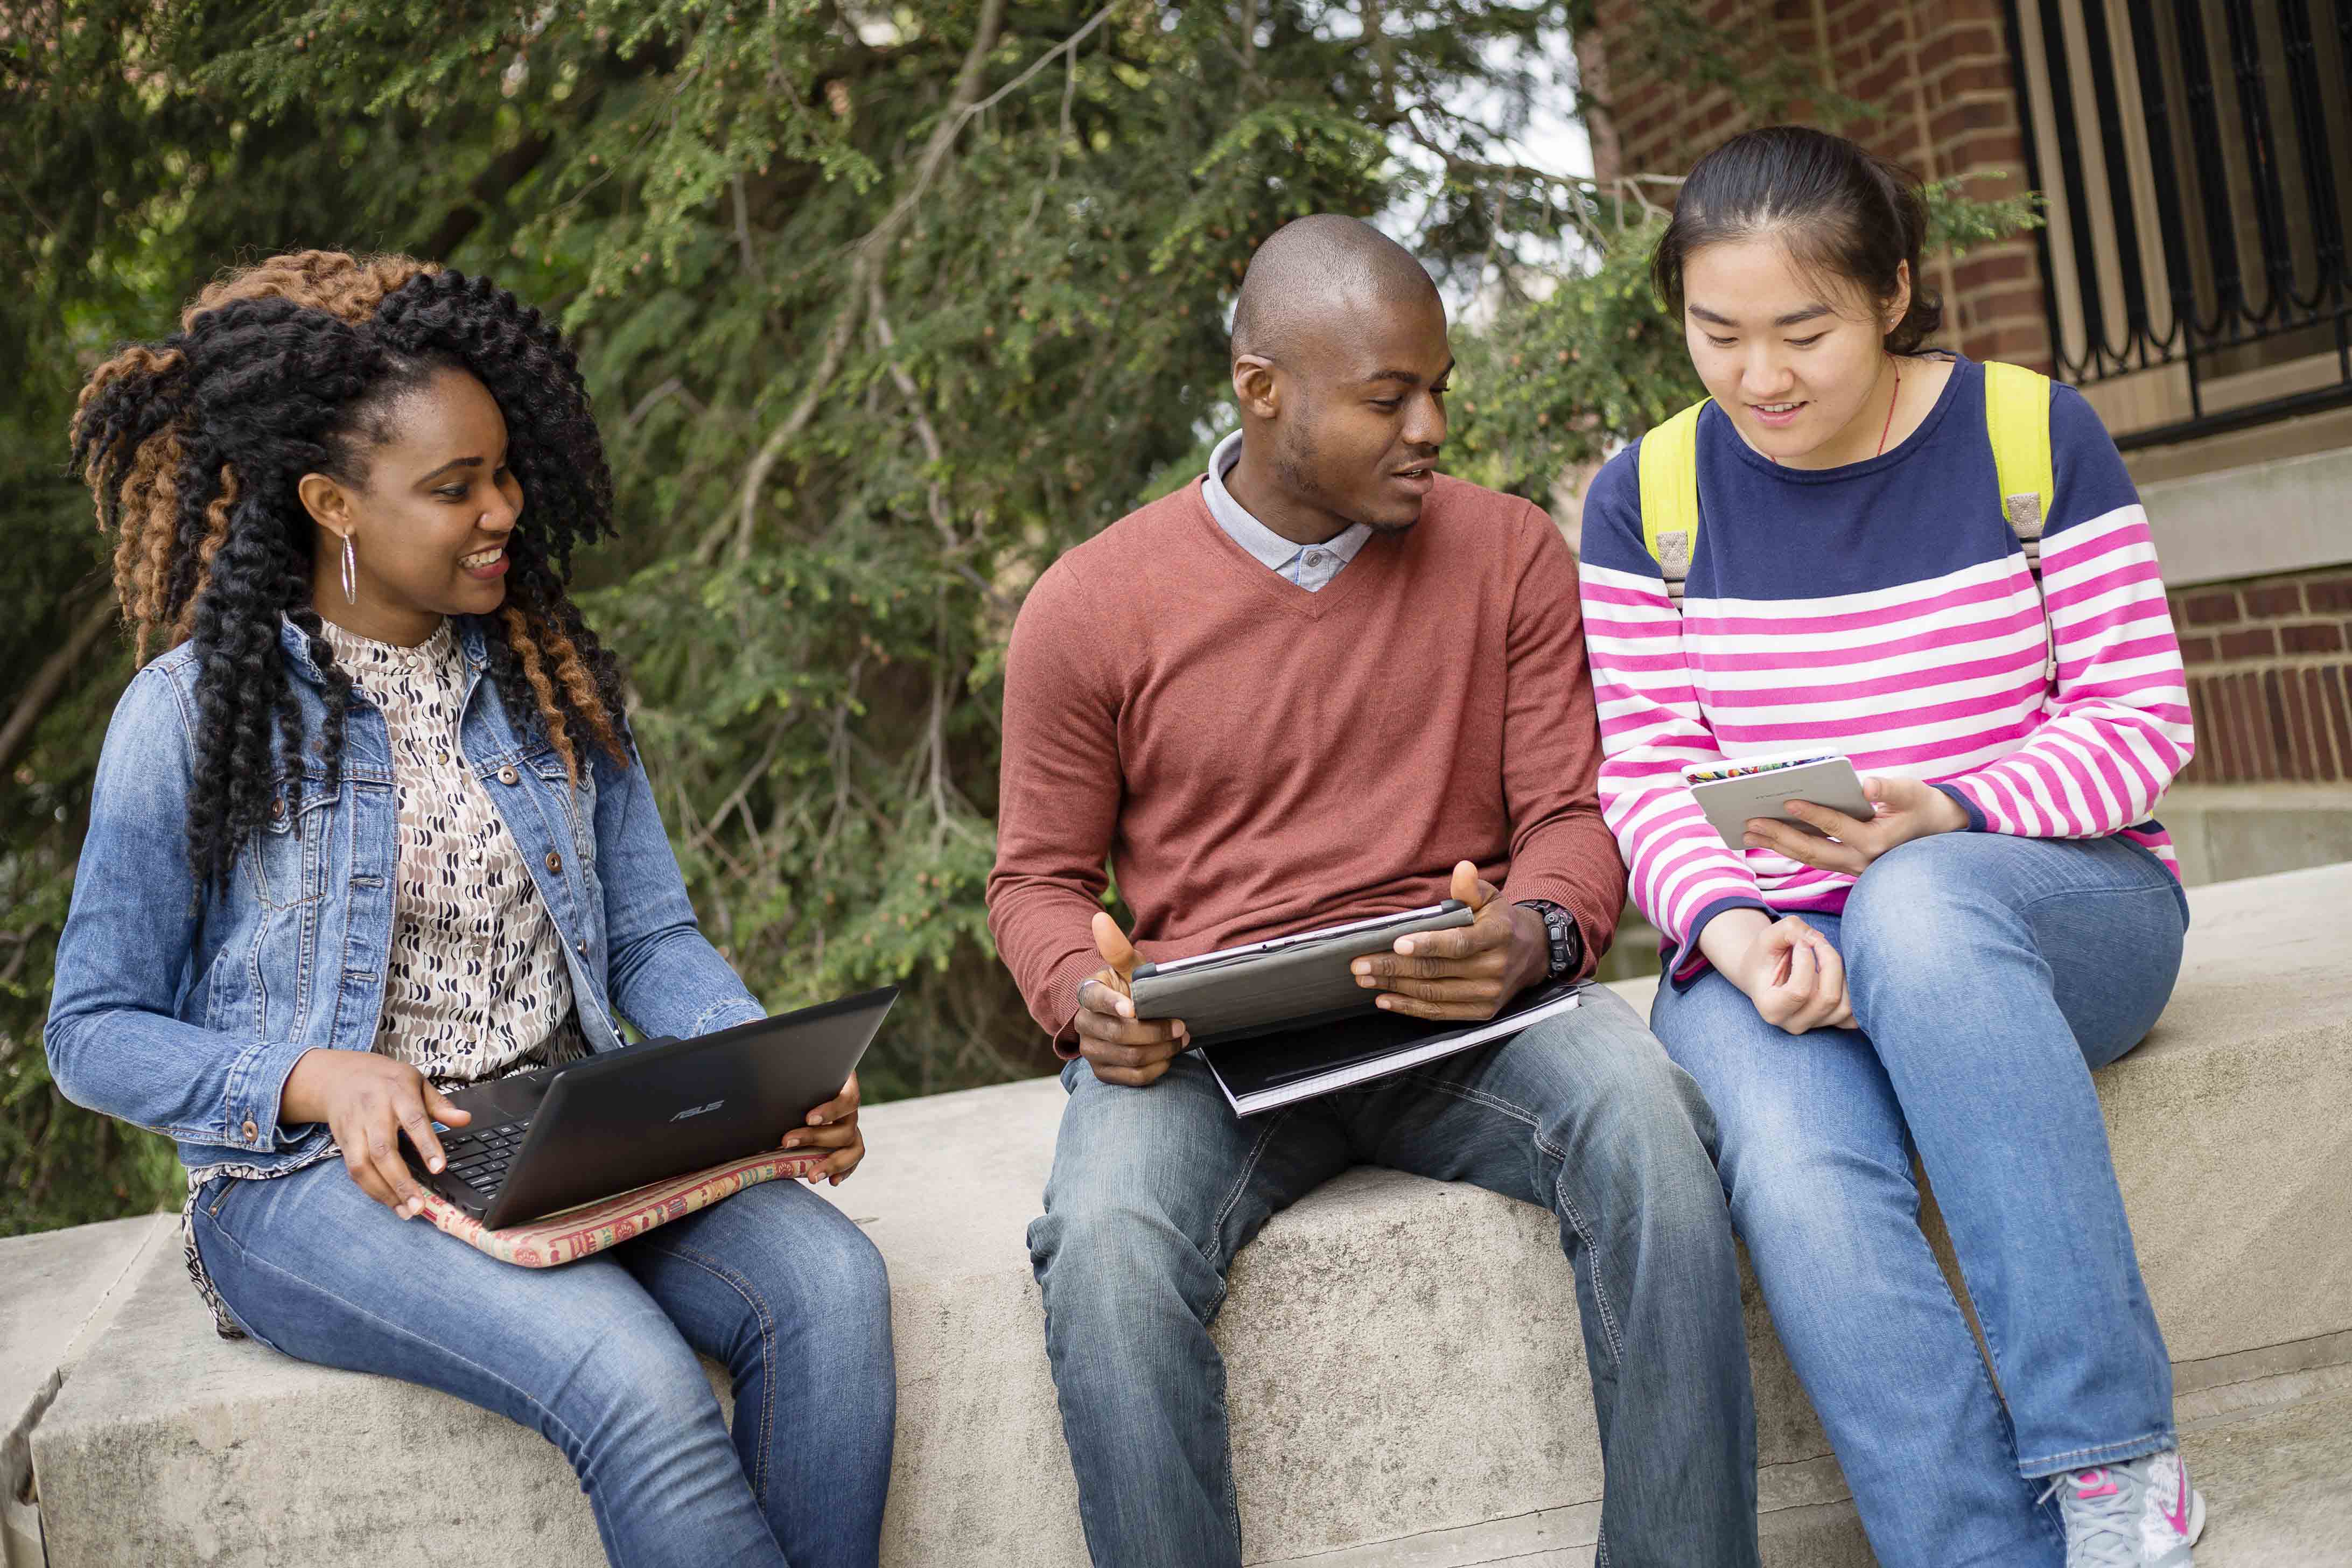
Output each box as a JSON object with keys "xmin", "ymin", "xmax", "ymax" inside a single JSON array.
[{"xmin": 45, "ymin": 615, "xmax": 764, "ymax": 1177}]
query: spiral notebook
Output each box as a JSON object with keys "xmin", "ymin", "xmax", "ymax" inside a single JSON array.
[{"xmin": 1198, "ymin": 982, "xmax": 1585, "ymax": 1116}]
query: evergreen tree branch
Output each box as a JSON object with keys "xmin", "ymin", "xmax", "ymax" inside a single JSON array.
[
  {"xmin": 857, "ymin": 0, "xmax": 1122, "ymax": 257},
  {"xmin": 715, "ymin": 272, "xmax": 867, "ymax": 566},
  {"xmin": 729, "ymin": 174, "xmax": 763, "ymax": 283},
  {"xmin": 421, "ymin": 130, "xmax": 555, "ymax": 261},
  {"xmin": 0, "ymin": 596, "xmax": 113, "ymax": 776},
  {"xmin": 718, "ymin": 0, "xmax": 1030, "ymax": 568},
  {"xmin": 867, "ymin": 274, "xmax": 960, "ymax": 550}
]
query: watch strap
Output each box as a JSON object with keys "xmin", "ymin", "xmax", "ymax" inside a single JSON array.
[{"xmin": 1520, "ymin": 899, "xmax": 1581, "ymax": 981}]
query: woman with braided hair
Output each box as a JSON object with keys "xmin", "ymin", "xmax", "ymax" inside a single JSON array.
[{"xmin": 45, "ymin": 252, "xmax": 895, "ymax": 1568}]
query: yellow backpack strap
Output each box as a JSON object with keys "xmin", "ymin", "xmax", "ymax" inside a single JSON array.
[
  {"xmin": 1636, "ymin": 399, "xmax": 1710, "ymax": 603},
  {"xmin": 1983, "ymin": 359, "xmax": 2058, "ymax": 680},
  {"xmin": 1983, "ymin": 361, "xmax": 2055, "ymax": 576}
]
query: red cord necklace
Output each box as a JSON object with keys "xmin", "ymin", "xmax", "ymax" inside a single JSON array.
[
  {"xmin": 1763, "ymin": 356, "xmax": 1903, "ymax": 465},
  {"xmin": 1875, "ymin": 356, "xmax": 1902, "ymax": 456}
]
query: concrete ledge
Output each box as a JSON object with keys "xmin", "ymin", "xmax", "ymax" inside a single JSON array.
[
  {"xmin": 2, "ymin": 1216, "xmax": 169, "ymax": 1568},
  {"xmin": 2137, "ymin": 442, "xmax": 2352, "ymax": 586},
  {"xmin": 19, "ymin": 864, "xmax": 2352, "ymax": 1566},
  {"xmin": 2156, "ymin": 784, "xmax": 2352, "ymax": 888}
]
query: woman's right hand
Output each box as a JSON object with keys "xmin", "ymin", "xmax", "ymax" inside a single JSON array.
[
  {"xmin": 279, "ymin": 1048, "xmax": 471, "ymax": 1219},
  {"xmin": 1701, "ymin": 909, "xmax": 1856, "ymax": 1035}
]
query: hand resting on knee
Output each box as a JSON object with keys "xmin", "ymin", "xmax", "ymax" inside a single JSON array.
[{"xmin": 1697, "ymin": 909, "xmax": 1857, "ymax": 1035}]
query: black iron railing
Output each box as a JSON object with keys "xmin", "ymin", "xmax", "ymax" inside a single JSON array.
[{"xmin": 2003, "ymin": 0, "xmax": 2352, "ymax": 449}]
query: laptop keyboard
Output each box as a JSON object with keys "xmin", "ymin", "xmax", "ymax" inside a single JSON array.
[{"xmin": 437, "ymin": 1119, "xmax": 533, "ymax": 1200}]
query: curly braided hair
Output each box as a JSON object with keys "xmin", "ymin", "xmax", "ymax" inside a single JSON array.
[{"xmin": 69, "ymin": 252, "xmax": 631, "ymax": 893}]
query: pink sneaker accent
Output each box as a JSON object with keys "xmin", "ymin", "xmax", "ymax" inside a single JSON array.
[
  {"xmin": 2074, "ymin": 1469, "xmax": 2121, "ymax": 1501},
  {"xmin": 2163, "ymin": 1458, "xmax": 2193, "ymax": 1537}
]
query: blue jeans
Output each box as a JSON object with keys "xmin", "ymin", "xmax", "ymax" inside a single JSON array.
[
  {"xmin": 1651, "ymin": 832, "xmax": 2188, "ymax": 1568},
  {"xmin": 1027, "ymin": 985, "xmax": 1760, "ymax": 1568},
  {"xmin": 192, "ymin": 1161, "xmax": 896, "ymax": 1568}
]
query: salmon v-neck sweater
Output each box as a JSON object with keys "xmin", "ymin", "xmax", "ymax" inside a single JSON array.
[{"xmin": 987, "ymin": 470, "xmax": 1626, "ymax": 1048}]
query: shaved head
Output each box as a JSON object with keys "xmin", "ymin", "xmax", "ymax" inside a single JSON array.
[
  {"xmin": 1230, "ymin": 214, "xmax": 1442, "ymax": 364},
  {"xmin": 1221, "ymin": 215, "xmax": 1452, "ymax": 543}
]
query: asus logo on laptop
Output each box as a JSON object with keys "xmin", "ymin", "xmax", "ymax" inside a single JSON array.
[{"xmin": 670, "ymin": 1100, "xmax": 725, "ymax": 1122}]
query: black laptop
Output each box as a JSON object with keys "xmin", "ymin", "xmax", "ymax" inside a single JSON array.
[{"xmin": 405, "ymin": 985, "xmax": 897, "ymax": 1229}]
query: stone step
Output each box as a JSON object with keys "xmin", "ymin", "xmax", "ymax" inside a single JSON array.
[
  {"xmin": 2177, "ymin": 1370, "xmax": 2352, "ymax": 1566},
  {"xmin": 17, "ymin": 862, "xmax": 2352, "ymax": 1566},
  {"xmin": 1258, "ymin": 1348, "xmax": 2352, "ymax": 1566}
]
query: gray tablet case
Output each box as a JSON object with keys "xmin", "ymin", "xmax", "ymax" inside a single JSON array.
[{"xmin": 1128, "ymin": 901, "xmax": 1475, "ymax": 1047}]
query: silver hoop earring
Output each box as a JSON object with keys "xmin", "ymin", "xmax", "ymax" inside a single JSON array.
[{"xmin": 340, "ymin": 534, "xmax": 358, "ymax": 605}]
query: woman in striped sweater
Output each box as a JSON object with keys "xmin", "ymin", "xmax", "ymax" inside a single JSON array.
[{"xmin": 1577, "ymin": 128, "xmax": 2202, "ymax": 1568}]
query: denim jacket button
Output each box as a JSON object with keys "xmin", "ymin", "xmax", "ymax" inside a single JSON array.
[
  {"xmin": 499, "ymin": 766, "xmax": 520, "ymax": 786},
  {"xmin": 270, "ymin": 797, "xmax": 287, "ymax": 820},
  {"xmin": 240, "ymin": 1119, "xmax": 258, "ymax": 1143},
  {"xmin": 545, "ymin": 852, "xmax": 563, "ymax": 874},
  {"xmin": 575, "ymin": 938, "xmax": 587, "ymax": 956}
]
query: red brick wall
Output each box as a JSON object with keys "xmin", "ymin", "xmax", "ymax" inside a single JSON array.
[
  {"xmin": 2171, "ymin": 569, "xmax": 2352, "ymax": 785},
  {"xmin": 1579, "ymin": 0, "xmax": 2052, "ymax": 369}
]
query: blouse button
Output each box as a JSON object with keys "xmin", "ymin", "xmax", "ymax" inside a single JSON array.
[
  {"xmin": 545, "ymin": 852, "xmax": 563, "ymax": 874},
  {"xmin": 436, "ymin": 750, "xmax": 450, "ymax": 767},
  {"xmin": 498, "ymin": 766, "xmax": 520, "ymax": 786}
]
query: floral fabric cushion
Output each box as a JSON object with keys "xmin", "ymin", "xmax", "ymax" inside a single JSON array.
[{"xmin": 417, "ymin": 1149, "xmax": 831, "ymax": 1266}]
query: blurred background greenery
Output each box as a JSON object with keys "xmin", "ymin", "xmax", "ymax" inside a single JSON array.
[{"xmin": 0, "ymin": 0, "xmax": 2032, "ymax": 1235}]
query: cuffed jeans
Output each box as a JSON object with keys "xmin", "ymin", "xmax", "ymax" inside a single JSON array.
[
  {"xmin": 1028, "ymin": 984, "xmax": 1760, "ymax": 1568},
  {"xmin": 1651, "ymin": 832, "xmax": 2189, "ymax": 1568},
  {"xmin": 192, "ymin": 1159, "xmax": 895, "ymax": 1568}
]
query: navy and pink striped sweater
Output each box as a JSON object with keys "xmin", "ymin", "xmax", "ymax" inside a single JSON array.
[{"xmin": 1577, "ymin": 354, "xmax": 2195, "ymax": 982}]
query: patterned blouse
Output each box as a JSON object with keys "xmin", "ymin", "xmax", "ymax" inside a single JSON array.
[{"xmin": 183, "ymin": 618, "xmax": 587, "ymax": 1335}]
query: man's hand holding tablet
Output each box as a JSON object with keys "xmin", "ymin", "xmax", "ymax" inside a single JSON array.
[
  {"xmin": 1073, "ymin": 914, "xmax": 1192, "ymax": 1087},
  {"xmin": 1349, "ymin": 861, "xmax": 1549, "ymax": 1023},
  {"xmin": 1074, "ymin": 863, "xmax": 1555, "ymax": 1089}
]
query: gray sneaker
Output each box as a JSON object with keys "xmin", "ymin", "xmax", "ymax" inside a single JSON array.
[{"xmin": 2042, "ymin": 1450, "xmax": 2206, "ymax": 1567}]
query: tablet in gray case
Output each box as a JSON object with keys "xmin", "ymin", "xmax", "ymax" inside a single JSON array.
[{"xmin": 1128, "ymin": 901, "xmax": 1475, "ymax": 1047}]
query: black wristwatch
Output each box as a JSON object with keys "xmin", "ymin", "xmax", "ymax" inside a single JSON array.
[{"xmin": 1520, "ymin": 899, "xmax": 1583, "ymax": 982}]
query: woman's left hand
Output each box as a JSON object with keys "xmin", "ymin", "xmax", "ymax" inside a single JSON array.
[
  {"xmin": 781, "ymin": 1072, "xmax": 864, "ymax": 1186},
  {"xmin": 1743, "ymin": 774, "xmax": 1970, "ymax": 876}
]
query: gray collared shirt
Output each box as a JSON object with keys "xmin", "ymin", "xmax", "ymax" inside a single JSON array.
[{"xmin": 1200, "ymin": 429, "xmax": 1374, "ymax": 592}]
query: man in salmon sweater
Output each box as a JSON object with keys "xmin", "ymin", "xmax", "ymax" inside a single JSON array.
[{"xmin": 988, "ymin": 215, "xmax": 1759, "ymax": 1568}]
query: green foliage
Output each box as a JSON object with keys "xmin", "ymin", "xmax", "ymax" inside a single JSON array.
[
  {"xmin": 1450, "ymin": 214, "xmax": 1700, "ymax": 494},
  {"xmin": 0, "ymin": 0, "xmax": 2045, "ymax": 1237},
  {"xmin": 1923, "ymin": 181, "xmax": 2045, "ymax": 257},
  {"xmin": 0, "ymin": 0, "xmax": 1588, "ymax": 1231},
  {"xmin": 1450, "ymin": 183, "xmax": 2044, "ymax": 498}
]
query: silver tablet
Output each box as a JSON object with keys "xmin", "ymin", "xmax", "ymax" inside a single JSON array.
[
  {"xmin": 1684, "ymin": 753, "xmax": 1874, "ymax": 848},
  {"xmin": 1128, "ymin": 900, "xmax": 1475, "ymax": 1046}
]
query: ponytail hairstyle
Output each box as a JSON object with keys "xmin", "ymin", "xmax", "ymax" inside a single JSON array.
[
  {"xmin": 69, "ymin": 250, "xmax": 632, "ymax": 894},
  {"xmin": 1651, "ymin": 125, "xmax": 1944, "ymax": 355}
]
